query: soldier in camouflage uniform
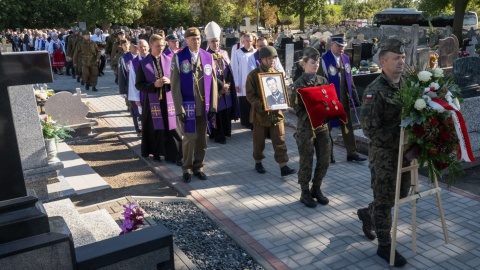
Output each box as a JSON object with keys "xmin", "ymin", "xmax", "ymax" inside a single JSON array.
[
  {"xmin": 73, "ymin": 30, "xmax": 101, "ymax": 91},
  {"xmin": 105, "ymin": 25, "xmax": 120, "ymax": 57},
  {"xmin": 245, "ymin": 46, "xmax": 296, "ymax": 177},
  {"xmin": 290, "ymin": 48, "xmax": 331, "ymax": 208},
  {"xmin": 110, "ymin": 29, "xmax": 126, "ymax": 84},
  {"xmin": 73, "ymin": 29, "xmax": 85, "ymax": 84},
  {"xmin": 65, "ymin": 26, "xmax": 80, "ymax": 78},
  {"xmin": 357, "ymin": 38, "xmax": 409, "ymax": 267}
]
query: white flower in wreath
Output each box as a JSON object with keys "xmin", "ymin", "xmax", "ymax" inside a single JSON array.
[
  {"xmin": 418, "ymin": 71, "xmax": 432, "ymax": 82},
  {"xmin": 429, "ymin": 82, "xmax": 440, "ymax": 90},
  {"xmin": 422, "ymin": 95, "xmax": 432, "ymax": 103},
  {"xmin": 431, "ymin": 68, "xmax": 444, "ymax": 78},
  {"xmin": 414, "ymin": 98, "xmax": 427, "ymax": 110},
  {"xmin": 453, "ymin": 97, "xmax": 461, "ymax": 110}
]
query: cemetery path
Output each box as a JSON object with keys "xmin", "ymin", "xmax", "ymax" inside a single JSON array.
[
  {"xmin": 67, "ymin": 117, "xmax": 180, "ymax": 208},
  {"xmin": 46, "ymin": 64, "xmax": 480, "ymax": 270}
]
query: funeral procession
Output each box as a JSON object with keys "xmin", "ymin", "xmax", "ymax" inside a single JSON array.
[{"xmin": 3, "ymin": 0, "xmax": 480, "ymax": 269}]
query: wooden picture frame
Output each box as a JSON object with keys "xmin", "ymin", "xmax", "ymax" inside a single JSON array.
[{"xmin": 257, "ymin": 72, "xmax": 289, "ymax": 111}]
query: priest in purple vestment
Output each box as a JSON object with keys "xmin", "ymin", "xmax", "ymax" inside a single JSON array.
[{"xmin": 135, "ymin": 34, "xmax": 182, "ymax": 165}]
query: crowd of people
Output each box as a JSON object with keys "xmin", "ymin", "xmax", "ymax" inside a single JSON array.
[{"xmin": 3, "ymin": 23, "xmax": 410, "ymax": 267}]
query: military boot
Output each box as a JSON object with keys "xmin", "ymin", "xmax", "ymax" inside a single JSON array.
[
  {"xmin": 85, "ymin": 83, "xmax": 90, "ymax": 90},
  {"xmin": 280, "ymin": 165, "xmax": 296, "ymax": 176},
  {"xmin": 77, "ymin": 76, "xmax": 80, "ymax": 82},
  {"xmin": 300, "ymin": 190, "xmax": 317, "ymax": 208},
  {"xmin": 310, "ymin": 185, "xmax": 329, "ymax": 205},
  {"xmin": 357, "ymin": 208, "xmax": 377, "ymax": 240},
  {"xmin": 92, "ymin": 87, "xmax": 98, "ymax": 92},
  {"xmin": 81, "ymin": 80, "xmax": 85, "ymax": 85},
  {"xmin": 377, "ymin": 245, "xmax": 407, "ymax": 267}
]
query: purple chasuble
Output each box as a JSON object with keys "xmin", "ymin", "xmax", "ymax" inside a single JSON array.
[
  {"xmin": 322, "ymin": 50, "xmax": 357, "ymax": 127},
  {"xmin": 253, "ymin": 51, "xmax": 261, "ymax": 67},
  {"xmin": 177, "ymin": 48, "xmax": 213, "ymax": 133},
  {"xmin": 140, "ymin": 54, "xmax": 176, "ymax": 130}
]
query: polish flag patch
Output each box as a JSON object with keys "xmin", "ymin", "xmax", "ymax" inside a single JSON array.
[{"xmin": 365, "ymin": 94, "xmax": 373, "ymax": 100}]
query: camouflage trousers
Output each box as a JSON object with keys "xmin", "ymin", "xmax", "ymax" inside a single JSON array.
[
  {"xmin": 294, "ymin": 125, "xmax": 331, "ymax": 190},
  {"xmin": 75, "ymin": 57, "xmax": 82, "ymax": 77},
  {"xmin": 82, "ymin": 65, "xmax": 99, "ymax": 87},
  {"xmin": 366, "ymin": 146, "xmax": 411, "ymax": 247}
]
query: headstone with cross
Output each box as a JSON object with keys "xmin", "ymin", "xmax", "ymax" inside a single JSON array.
[{"xmin": 0, "ymin": 51, "xmax": 53, "ymax": 243}]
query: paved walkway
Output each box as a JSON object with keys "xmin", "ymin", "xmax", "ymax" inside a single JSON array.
[{"xmin": 48, "ymin": 66, "xmax": 480, "ymax": 270}]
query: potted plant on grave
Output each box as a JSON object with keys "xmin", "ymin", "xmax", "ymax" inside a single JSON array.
[{"xmin": 41, "ymin": 114, "xmax": 73, "ymax": 159}]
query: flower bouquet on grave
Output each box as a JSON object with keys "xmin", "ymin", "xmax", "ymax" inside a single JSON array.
[
  {"xmin": 119, "ymin": 202, "xmax": 145, "ymax": 235},
  {"xmin": 396, "ymin": 67, "xmax": 475, "ymax": 186},
  {"xmin": 459, "ymin": 50, "xmax": 470, "ymax": 57},
  {"xmin": 41, "ymin": 114, "xmax": 73, "ymax": 141}
]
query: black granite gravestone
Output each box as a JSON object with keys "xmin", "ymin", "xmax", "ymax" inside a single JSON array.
[{"xmin": 0, "ymin": 51, "xmax": 53, "ymax": 244}]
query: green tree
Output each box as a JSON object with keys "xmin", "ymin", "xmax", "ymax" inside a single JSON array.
[
  {"xmin": 418, "ymin": 0, "xmax": 479, "ymax": 46},
  {"xmin": 0, "ymin": 0, "xmax": 26, "ymax": 29},
  {"xmin": 266, "ymin": 0, "xmax": 326, "ymax": 31},
  {"xmin": 79, "ymin": 0, "xmax": 147, "ymax": 29},
  {"xmin": 392, "ymin": 0, "xmax": 415, "ymax": 8}
]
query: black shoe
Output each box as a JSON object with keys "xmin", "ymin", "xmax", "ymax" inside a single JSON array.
[
  {"xmin": 85, "ymin": 83, "xmax": 90, "ymax": 90},
  {"xmin": 194, "ymin": 172, "xmax": 208, "ymax": 180},
  {"xmin": 255, "ymin": 162, "xmax": 266, "ymax": 174},
  {"xmin": 81, "ymin": 80, "xmax": 85, "ymax": 85},
  {"xmin": 347, "ymin": 155, "xmax": 367, "ymax": 162},
  {"xmin": 153, "ymin": 155, "xmax": 161, "ymax": 162},
  {"xmin": 66, "ymin": 73, "xmax": 71, "ymax": 76},
  {"xmin": 310, "ymin": 186, "xmax": 329, "ymax": 205},
  {"xmin": 77, "ymin": 76, "xmax": 80, "ymax": 82},
  {"xmin": 182, "ymin": 173, "xmax": 191, "ymax": 183},
  {"xmin": 357, "ymin": 208, "xmax": 377, "ymax": 240},
  {"xmin": 280, "ymin": 165, "xmax": 296, "ymax": 176},
  {"xmin": 215, "ymin": 140, "xmax": 226, "ymax": 144},
  {"xmin": 377, "ymin": 246, "xmax": 407, "ymax": 267},
  {"xmin": 331, "ymin": 154, "xmax": 336, "ymax": 163},
  {"xmin": 100, "ymin": 71, "xmax": 104, "ymax": 75},
  {"xmin": 92, "ymin": 87, "xmax": 98, "ymax": 92},
  {"xmin": 175, "ymin": 158, "xmax": 183, "ymax": 167},
  {"xmin": 300, "ymin": 190, "xmax": 317, "ymax": 208}
]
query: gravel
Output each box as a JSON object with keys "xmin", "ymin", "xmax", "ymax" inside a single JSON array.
[{"xmin": 139, "ymin": 200, "xmax": 265, "ymax": 270}]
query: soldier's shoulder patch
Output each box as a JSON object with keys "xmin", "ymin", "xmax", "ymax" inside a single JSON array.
[{"xmin": 365, "ymin": 93, "xmax": 373, "ymax": 100}]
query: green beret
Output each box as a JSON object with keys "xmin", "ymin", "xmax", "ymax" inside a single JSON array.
[
  {"xmin": 380, "ymin": 38, "xmax": 405, "ymax": 54},
  {"xmin": 259, "ymin": 46, "xmax": 278, "ymax": 59}
]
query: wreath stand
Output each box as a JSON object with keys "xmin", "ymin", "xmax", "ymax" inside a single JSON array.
[{"xmin": 389, "ymin": 128, "xmax": 449, "ymax": 266}]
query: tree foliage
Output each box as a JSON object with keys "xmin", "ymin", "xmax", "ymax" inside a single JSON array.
[
  {"xmin": 419, "ymin": 0, "xmax": 480, "ymax": 46},
  {"xmin": 342, "ymin": 0, "xmax": 391, "ymax": 20},
  {"xmin": 266, "ymin": 0, "xmax": 326, "ymax": 30}
]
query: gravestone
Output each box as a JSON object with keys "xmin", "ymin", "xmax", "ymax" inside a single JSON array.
[
  {"xmin": 285, "ymin": 44, "xmax": 294, "ymax": 79},
  {"xmin": 0, "ymin": 51, "xmax": 75, "ymax": 268},
  {"xmin": 416, "ymin": 48, "xmax": 431, "ymax": 71},
  {"xmin": 44, "ymin": 88, "xmax": 96, "ymax": 136},
  {"xmin": 453, "ymin": 57, "xmax": 480, "ymax": 97},
  {"xmin": 438, "ymin": 34, "xmax": 459, "ymax": 68},
  {"xmin": 466, "ymin": 36, "xmax": 477, "ymax": 56}
]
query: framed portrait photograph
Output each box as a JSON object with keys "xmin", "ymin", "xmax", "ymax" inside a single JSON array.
[{"xmin": 258, "ymin": 72, "xmax": 289, "ymax": 111}]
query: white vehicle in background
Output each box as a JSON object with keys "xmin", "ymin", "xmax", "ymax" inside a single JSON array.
[{"xmin": 239, "ymin": 17, "xmax": 269, "ymax": 34}]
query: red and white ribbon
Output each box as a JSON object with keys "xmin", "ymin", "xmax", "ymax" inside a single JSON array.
[{"xmin": 428, "ymin": 98, "xmax": 476, "ymax": 162}]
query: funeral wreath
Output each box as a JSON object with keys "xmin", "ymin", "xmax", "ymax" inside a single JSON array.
[{"xmin": 396, "ymin": 68, "xmax": 475, "ymax": 186}]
